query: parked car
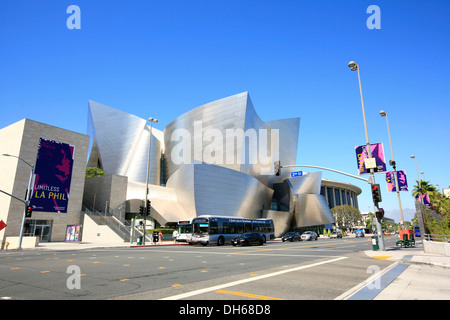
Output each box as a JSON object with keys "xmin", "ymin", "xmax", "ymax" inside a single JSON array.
[
  {"xmin": 282, "ymin": 232, "xmax": 301, "ymax": 242},
  {"xmin": 330, "ymin": 231, "xmax": 342, "ymax": 239},
  {"xmin": 231, "ymin": 233, "xmax": 264, "ymax": 246},
  {"xmin": 301, "ymin": 231, "xmax": 318, "ymax": 241},
  {"xmin": 355, "ymin": 229, "xmax": 365, "ymax": 238}
]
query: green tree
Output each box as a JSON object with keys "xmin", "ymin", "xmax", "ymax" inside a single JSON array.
[
  {"xmin": 412, "ymin": 180, "xmax": 436, "ymax": 197},
  {"xmin": 331, "ymin": 205, "xmax": 363, "ymax": 228},
  {"xmin": 85, "ymin": 167, "xmax": 105, "ymax": 178}
]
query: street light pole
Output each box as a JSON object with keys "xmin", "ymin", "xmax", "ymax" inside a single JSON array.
[
  {"xmin": 143, "ymin": 117, "xmax": 158, "ymax": 245},
  {"xmin": 411, "ymin": 155, "xmax": 426, "ymax": 237},
  {"xmin": 348, "ymin": 61, "xmax": 385, "ymax": 251},
  {"xmin": 2, "ymin": 154, "xmax": 35, "ymax": 250},
  {"xmin": 379, "ymin": 110, "xmax": 405, "ymax": 227}
]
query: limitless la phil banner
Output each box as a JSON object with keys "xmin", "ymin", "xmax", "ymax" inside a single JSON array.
[{"xmin": 30, "ymin": 138, "xmax": 75, "ymax": 213}]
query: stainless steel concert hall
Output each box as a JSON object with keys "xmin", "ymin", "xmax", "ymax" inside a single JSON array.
[{"xmin": 85, "ymin": 92, "xmax": 361, "ymax": 237}]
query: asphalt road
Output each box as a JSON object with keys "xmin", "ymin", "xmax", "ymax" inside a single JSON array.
[{"xmin": 0, "ymin": 236, "xmax": 398, "ymax": 301}]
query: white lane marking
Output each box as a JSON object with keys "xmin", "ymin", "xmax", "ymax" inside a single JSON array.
[{"xmin": 160, "ymin": 256, "xmax": 348, "ymax": 300}]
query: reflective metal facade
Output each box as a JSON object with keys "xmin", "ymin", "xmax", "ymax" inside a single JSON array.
[{"xmin": 86, "ymin": 92, "xmax": 359, "ymax": 235}]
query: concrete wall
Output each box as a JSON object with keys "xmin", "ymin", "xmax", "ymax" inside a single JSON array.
[
  {"xmin": 81, "ymin": 214, "xmax": 124, "ymax": 243},
  {"xmin": 423, "ymin": 239, "xmax": 450, "ymax": 257},
  {"xmin": 0, "ymin": 119, "xmax": 89, "ymax": 244},
  {"xmin": 83, "ymin": 174, "xmax": 127, "ymax": 221}
]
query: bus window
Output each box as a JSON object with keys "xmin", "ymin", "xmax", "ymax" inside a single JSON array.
[
  {"xmin": 209, "ymin": 221, "xmax": 218, "ymax": 234},
  {"xmin": 245, "ymin": 222, "xmax": 252, "ymax": 233},
  {"xmin": 237, "ymin": 222, "xmax": 244, "ymax": 234},
  {"xmin": 229, "ymin": 223, "xmax": 236, "ymax": 234},
  {"xmin": 223, "ymin": 222, "xmax": 229, "ymax": 234}
]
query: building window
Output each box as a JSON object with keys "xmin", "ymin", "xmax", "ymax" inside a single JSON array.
[
  {"xmin": 335, "ymin": 189, "xmax": 341, "ymax": 206},
  {"xmin": 327, "ymin": 187, "xmax": 334, "ymax": 208}
]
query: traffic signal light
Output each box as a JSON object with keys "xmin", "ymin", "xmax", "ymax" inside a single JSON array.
[
  {"xmin": 146, "ymin": 200, "xmax": 151, "ymax": 216},
  {"xmin": 274, "ymin": 161, "xmax": 281, "ymax": 176},
  {"xmin": 376, "ymin": 208, "xmax": 385, "ymax": 220},
  {"xmin": 26, "ymin": 205, "xmax": 33, "ymax": 218},
  {"xmin": 371, "ymin": 184, "xmax": 382, "ymax": 203},
  {"xmin": 139, "ymin": 205, "xmax": 144, "ymax": 215}
]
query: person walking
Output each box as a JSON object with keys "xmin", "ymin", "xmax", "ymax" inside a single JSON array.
[{"xmin": 172, "ymin": 230, "xmax": 179, "ymax": 244}]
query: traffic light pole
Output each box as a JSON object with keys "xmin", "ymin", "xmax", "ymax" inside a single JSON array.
[{"xmin": 280, "ymin": 164, "xmax": 386, "ymax": 251}]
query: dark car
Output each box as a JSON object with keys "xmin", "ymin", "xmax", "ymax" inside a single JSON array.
[
  {"xmin": 231, "ymin": 233, "xmax": 264, "ymax": 246},
  {"xmin": 330, "ymin": 231, "xmax": 342, "ymax": 239},
  {"xmin": 281, "ymin": 232, "xmax": 301, "ymax": 242}
]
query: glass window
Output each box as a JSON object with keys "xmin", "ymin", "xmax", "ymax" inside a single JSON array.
[
  {"xmin": 209, "ymin": 221, "xmax": 218, "ymax": 234},
  {"xmin": 327, "ymin": 188, "xmax": 334, "ymax": 208},
  {"xmin": 341, "ymin": 190, "xmax": 346, "ymax": 205},
  {"xmin": 223, "ymin": 222, "xmax": 229, "ymax": 234},
  {"xmin": 334, "ymin": 188, "xmax": 341, "ymax": 206}
]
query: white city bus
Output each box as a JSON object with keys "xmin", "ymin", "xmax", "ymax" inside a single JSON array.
[{"xmin": 177, "ymin": 215, "xmax": 274, "ymax": 246}]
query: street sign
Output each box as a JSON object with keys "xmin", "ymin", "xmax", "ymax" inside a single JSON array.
[
  {"xmin": 0, "ymin": 220, "xmax": 7, "ymax": 231},
  {"xmin": 291, "ymin": 171, "xmax": 303, "ymax": 178}
]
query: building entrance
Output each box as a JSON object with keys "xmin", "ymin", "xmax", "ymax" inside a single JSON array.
[{"xmin": 24, "ymin": 220, "xmax": 52, "ymax": 242}]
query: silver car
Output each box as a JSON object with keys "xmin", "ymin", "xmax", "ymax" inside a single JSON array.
[{"xmin": 301, "ymin": 231, "xmax": 318, "ymax": 241}]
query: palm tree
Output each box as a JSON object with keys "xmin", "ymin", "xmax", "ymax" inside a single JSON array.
[{"xmin": 412, "ymin": 180, "xmax": 436, "ymax": 197}]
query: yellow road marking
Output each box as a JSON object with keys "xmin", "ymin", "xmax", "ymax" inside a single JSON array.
[
  {"xmin": 250, "ymin": 274, "xmax": 258, "ymax": 276},
  {"xmin": 120, "ymin": 279, "xmax": 130, "ymax": 282},
  {"xmin": 92, "ymin": 261, "xmax": 101, "ymax": 264},
  {"xmin": 231, "ymin": 238, "xmax": 380, "ymax": 254},
  {"xmin": 201, "ymin": 270, "xmax": 208, "ymax": 273},
  {"xmin": 371, "ymin": 256, "xmax": 392, "ymax": 260},
  {"xmin": 172, "ymin": 284, "xmax": 182, "ymax": 287},
  {"xmin": 158, "ymin": 267, "xmax": 166, "ymax": 269},
  {"xmin": 215, "ymin": 290, "xmax": 286, "ymax": 300},
  {"xmin": 123, "ymin": 264, "xmax": 130, "ymax": 267},
  {"xmin": 10, "ymin": 267, "xmax": 20, "ymax": 270},
  {"xmin": 40, "ymin": 271, "xmax": 50, "ymax": 274}
]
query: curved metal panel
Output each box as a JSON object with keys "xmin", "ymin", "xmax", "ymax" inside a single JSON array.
[
  {"xmin": 165, "ymin": 163, "xmax": 273, "ymax": 219},
  {"xmin": 163, "ymin": 92, "xmax": 280, "ymax": 182},
  {"xmin": 88, "ymin": 100, "xmax": 163, "ymax": 185},
  {"xmin": 294, "ymin": 194, "xmax": 335, "ymax": 227},
  {"xmin": 263, "ymin": 210, "xmax": 293, "ymax": 237},
  {"xmin": 287, "ymin": 171, "xmax": 322, "ymax": 195}
]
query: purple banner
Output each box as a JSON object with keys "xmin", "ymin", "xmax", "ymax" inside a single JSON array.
[
  {"xmin": 355, "ymin": 143, "xmax": 386, "ymax": 175},
  {"xmin": 385, "ymin": 170, "xmax": 408, "ymax": 192},
  {"xmin": 30, "ymin": 138, "xmax": 75, "ymax": 213},
  {"xmin": 415, "ymin": 193, "xmax": 431, "ymax": 207}
]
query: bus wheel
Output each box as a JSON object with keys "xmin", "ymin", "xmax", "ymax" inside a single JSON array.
[
  {"xmin": 217, "ymin": 237, "xmax": 225, "ymax": 246},
  {"xmin": 202, "ymin": 242, "xmax": 209, "ymax": 246}
]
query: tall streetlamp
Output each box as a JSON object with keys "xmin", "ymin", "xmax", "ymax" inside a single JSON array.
[
  {"xmin": 411, "ymin": 155, "xmax": 426, "ymax": 236},
  {"xmin": 2, "ymin": 153, "xmax": 35, "ymax": 250},
  {"xmin": 143, "ymin": 117, "xmax": 158, "ymax": 245},
  {"xmin": 379, "ymin": 110, "xmax": 405, "ymax": 227},
  {"xmin": 348, "ymin": 61, "xmax": 385, "ymax": 250}
]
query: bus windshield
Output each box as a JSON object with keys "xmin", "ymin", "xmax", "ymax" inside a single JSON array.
[
  {"xmin": 193, "ymin": 222, "xmax": 209, "ymax": 235},
  {"xmin": 178, "ymin": 224, "xmax": 193, "ymax": 234}
]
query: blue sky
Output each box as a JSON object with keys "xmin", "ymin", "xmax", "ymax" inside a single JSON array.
[{"xmin": 1, "ymin": 0, "xmax": 449, "ymax": 223}]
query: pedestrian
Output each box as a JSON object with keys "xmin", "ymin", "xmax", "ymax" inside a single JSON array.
[
  {"xmin": 172, "ymin": 230, "xmax": 179, "ymax": 244},
  {"xmin": 158, "ymin": 231, "xmax": 163, "ymax": 244}
]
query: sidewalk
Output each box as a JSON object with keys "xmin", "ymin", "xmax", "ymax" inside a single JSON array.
[{"xmin": 338, "ymin": 240, "xmax": 450, "ymax": 300}]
